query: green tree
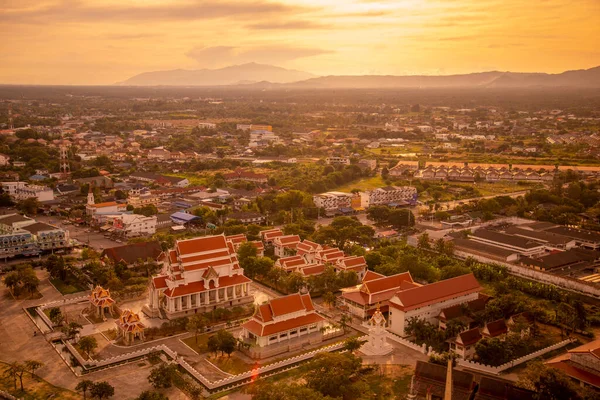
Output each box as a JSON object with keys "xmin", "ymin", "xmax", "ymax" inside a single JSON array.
[
  {"xmin": 90, "ymin": 381, "xmax": 115, "ymax": 399},
  {"xmin": 148, "ymin": 363, "xmax": 178, "ymax": 389},
  {"xmin": 322, "ymin": 292, "xmax": 336, "ymax": 308},
  {"xmin": 62, "ymin": 322, "xmax": 84, "ymax": 340},
  {"xmin": 304, "ymin": 352, "xmax": 363, "ymax": 399},
  {"xmin": 78, "ymin": 336, "xmax": 98, "ymax": 358},
  {"xmin": 343, "ymin": 336, "xmax": 366, "ymax": 353},
  {"xmin": 216, "ymin": 330, "xmax": 237, "ymax": 357},
  {"xmin": 136, "ymin": 391, "xmax": 169, "ymax": 400},
  {"xmin": 519, "ymin": 363, "xmax": 582, "ymax": 400},
  {"xmin": 5, "ymin": 362, "xmax": 26, "ymax": 391},
  {"xmin": 249, "ymin": 382, "xmax": 328, "ymax": 400},
  {"xmin": 49, "ymin": 307, "xmax": 63, "ymax": 326},
  {"xmin": 3, "ymin": 271, "xmax": 20, "ymax": 295},
  {"xmin": 24, "ymin": 359, "xmax": 43, "ymax": 378},
  {"xmin": 186, "ymin": 315, "xmax": 207, "ymax": 344},
  {"xmin": 237, "ymin": 241, "xmax": 257, "ymax": 264},
  {"xmin": 417, "ymin": 232, "xmax": 431, "ymax": 250},
  {"xmin": 75, "ymin": 379, "xmax": 95, "ymax": 400},
  {"xmin": 17, "ymin": 197, "xmax": 40, "ymax": 215}
]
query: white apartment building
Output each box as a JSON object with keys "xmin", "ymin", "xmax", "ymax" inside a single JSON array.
[
  {"xmin": 111, "ymin": 214, "xmax": 157, "ymax": 238},
  {"xmin": 313, "ymin": 192, "xmax": 354, "ymax": 211},
  {"xmin": 198, "ymin": 122, "xmax": 217, "ymax": 129},
  {"xmin": 325, "ymin": 156, "xmax": 350, "ymax": 166},
  {"xmin": 2, "ymin": 182, "xmax": 54, "ymax": 202},
  {"xmin": 360, "ymin": 186, "xmax": 417, "ymax": 208}
]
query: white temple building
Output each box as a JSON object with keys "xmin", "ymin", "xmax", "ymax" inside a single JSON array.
[{"xmin": 144, "ymin": 234, "xmax": 253, "ymax": 319}]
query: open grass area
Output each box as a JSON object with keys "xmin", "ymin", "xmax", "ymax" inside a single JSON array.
[
  {"xmin": 473, "ymin": 181, "xmax": 539, "ymax": 196},
  {"xmin": 209, "ymin": 353, "xmax": 253, "ymax": 375},
  {"xmin": 181, "ymin": 334, "xmax": 210, "ymax": 354},
  {"xmin": 50, "ymin": 277, "xmax": 86, "ymax": 295},
  {"xmin": 336, "ymin": 175, "xmax": 386, "ymax": 192},
  {"xmin": 0, "ymin": 363, "xmax": 80, "ymax": 400}
]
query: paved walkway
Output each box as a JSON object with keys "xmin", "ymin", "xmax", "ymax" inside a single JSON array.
[{"xmin": 0, "ymin": 269, "xmax": 186, "ymax": 399}]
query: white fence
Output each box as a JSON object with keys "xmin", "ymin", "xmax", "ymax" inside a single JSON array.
[
  {"xmin": 386, "ymin": 332, "xmax": 428, "ymax": 354},
  {"xmin": 35, "ymin": 295, "xmax": 90, "ymax": 330},
  {"xmin": 456, "ymin": 338, "xmax": 575, "ymax": 375}
]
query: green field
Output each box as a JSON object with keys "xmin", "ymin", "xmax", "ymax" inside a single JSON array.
[
  {"xmin": 335, "ymin": 176, "xmax": 386, "ymax": 192},
  {"xmin": 50, "ymin": 277, "xmax": 86, "ymax": 295}
]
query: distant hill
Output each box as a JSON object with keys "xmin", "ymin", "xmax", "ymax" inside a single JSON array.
[
  {"xmin": 285, "ymin": 66, "xmax": 600, "ymax": 89},
  {"xmin": 118, "ymin": 63, "xmax": 316, "ymax": 86},
  {"xmin": 119, "ymin": 64, "xmax": 600, "ymax": 88}
]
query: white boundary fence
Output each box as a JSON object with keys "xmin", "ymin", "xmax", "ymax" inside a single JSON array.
[{"xmin": 56, "ymin": 331, "xmax": 365, "ymax": 393}]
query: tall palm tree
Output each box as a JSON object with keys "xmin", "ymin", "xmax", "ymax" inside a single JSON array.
[{"xmin": 75, "ymin": 379, "xmax": 94, "ymax": 400}]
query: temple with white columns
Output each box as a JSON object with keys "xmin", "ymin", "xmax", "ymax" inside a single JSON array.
[{"xmin": 144, "ymin": 234, "xmax": 253, "ymax": 319}]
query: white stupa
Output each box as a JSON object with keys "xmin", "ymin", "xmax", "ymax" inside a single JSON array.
[{"xmin": 359, "ymin": 303, "xmax": 394, "ymax": 356}]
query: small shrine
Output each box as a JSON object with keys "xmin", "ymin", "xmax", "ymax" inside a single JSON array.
[
  {"xmin": 116, "ymin": 309, "xmax": 146, "ymax": 345},
  {"xmin": 89, "ymin": 286, "xmax": 115, "ymax": 320},
  {"xmin": 360, "ymin": 304, "xmax": 393, "ymax": 356}
]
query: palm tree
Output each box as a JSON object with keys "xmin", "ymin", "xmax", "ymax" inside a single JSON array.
[
  {"xmin": 339, "ymin": 315, "xmax": 352, "ymax": 333},
  {"xmin": 75, "ymin": 379, "xmax": 94, "ymax": 400}
]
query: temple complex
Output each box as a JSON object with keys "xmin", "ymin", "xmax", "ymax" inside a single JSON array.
[{"xmin": 145, "ymin": 234, "xmax": 253, "ymax": 319}]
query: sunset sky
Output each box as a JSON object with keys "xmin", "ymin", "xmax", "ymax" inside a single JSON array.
[{"xmin": 1, "ymin": 0, "xmax": 599, "ymax": 85}]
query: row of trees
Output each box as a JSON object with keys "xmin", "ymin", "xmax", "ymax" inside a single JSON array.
[{"xmin": 3, "ymin": 265, "xmax": 40, "ymax": 298}]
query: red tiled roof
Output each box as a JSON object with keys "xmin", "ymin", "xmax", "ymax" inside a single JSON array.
[
  {"xmin": 483, "ymin": 319, "xmax": 508, "ymax": 337},
  {"xmin": 177, "ymin": 235, "xmax": 229, "ymax": 255},
  {"xmin": 338, "ymin": 256, "xmax": 367, "ymax": 269},
  {"xmin": 243, "ymin": 312, "xmax": 325, "ymax": 337},
  {"xmin": 153, "ymin": 276, "xmax": 168, "ymax": 289},
  {"xmin": 226, "ymin": 234, "xmax": 247, "ymax": 245},
  {"xmin": 163, "ymin": 274, "xmax": 251, "ymax": 297},
  {"xmin": 169, "ymin": 250, "xmax": 178, "ymax": 263},
  {"xmin": 363, "ymin": 270, "xmax": 385, "ymax": 282},
  {"xmin": 390, "ymin": 273, "xmax": 482, "ymax": 312},
  {"xmin": 457, "ymin": 328, "xmax": 482, "ymax": 346},
  {"xmin": 270, "ymin": 293, "xmax": 306, "ymax": 317},
  {"xmin": 275, "ymin": 235, "xmax": 301, "ymax": 246},
  {"xmin": 181, "ymin": 250, "xmax": 232, "ymax": 263},
  {"xmin": 301, "ymin": 264, "xmax": 325, "ymax": 276},
  {"xmin": 362, "ymin": 272, "xmax": 414, "ymax": 294},
  {"xmin": 251, "ymin": 241, "xmax": 264, "ymax": 251},
  {"xmin": 183, "ymin": 257, "xmax": 239, "ymax": 272}
]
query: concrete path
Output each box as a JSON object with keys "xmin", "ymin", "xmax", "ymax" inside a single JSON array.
[{"xmin": 0, "ymin": 269, "xmax": 187, "ymax": 399}]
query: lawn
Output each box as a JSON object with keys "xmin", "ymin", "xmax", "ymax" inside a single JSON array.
[
  {"xmin": 336, "ymin": 176, "xmax": 386, "ymax": 192},
  {"xmin": 0, "ymin": 363, "xmax": 80, "ymax": 400},
  {"xmin": 50, "ymin": 277, "xmax": 86, "ymax": 295},
  {"xmin": 181, "ymin": 334, "xmax": 210, "ymax": 354},
  {"xmin": 208, "ymin": 354, "xmax": 253, "ymax": 375},
  {"xmin": 473, "ymin": 181, "xmax": 539, "ymax": 196}
]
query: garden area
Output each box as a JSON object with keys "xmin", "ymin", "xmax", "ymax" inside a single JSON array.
[{"xmin": 0, "ymin": 362, "xmax": 79, "ymax": 400}]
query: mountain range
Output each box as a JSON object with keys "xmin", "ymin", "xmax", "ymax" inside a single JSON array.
[{"xmin": 119, "ymin": 63, "xmax": 600, "ymax": 88}]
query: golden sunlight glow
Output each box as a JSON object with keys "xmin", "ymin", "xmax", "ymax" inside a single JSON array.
[{"xmin": 0, "ymin": 0, "xmax": 598, "ymax": 84}]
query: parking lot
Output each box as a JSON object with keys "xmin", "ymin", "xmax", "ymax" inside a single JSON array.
[{"xmin": 35, "ymin": 216, "xmax": 123, "ymax": 251}]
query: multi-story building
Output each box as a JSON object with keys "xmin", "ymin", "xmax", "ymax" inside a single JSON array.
[
  {"xmin": 111, "ymin": 214, "xmax": 157, "ymax": 238},
  {"xmin": 546, "ymin": 338, "xmax": 600, "ymax": 389},
  {"xmin": 312, "ymin": 192, "xmax": 355, "ymax": 211},
  {"xmin": 1, "ymin": 182, "xmax": 54, "ymax": 202},
  {"xmin": 198, "ymin": 122, "xmax": 217, "ymax": 129},
  {"xmin": 145, "ymin": 234, "xmax": 253, "ymax": 319},
  {"xmin": 0, "ymin": 213, "xmax": 69, "ymax": 258},
  {"xmin": 325, "ymin": 156, "xmax": 350, "ymax": 166},
  {"xmin": 360, "ymin": 186, "xmax": 417, "ymax": 208}
]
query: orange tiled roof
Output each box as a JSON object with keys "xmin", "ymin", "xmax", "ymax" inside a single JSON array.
[
  {"xmin": 390, "ymin": 273, "xmax": 482, "ymax": 312},
  {"xmin": 163, "ymin": 274, "xmax": 250, "ymax": 297},
  {"xmin": 243, "ymin": 312, "xmax": 324, "ymax": 336},
  {"xmin": 176, "ymin": 235, "xmax": 228, "ymax": 255}
]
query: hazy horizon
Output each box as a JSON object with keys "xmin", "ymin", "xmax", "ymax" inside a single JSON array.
[{"xmin": 1, "ymin": 0, "xmax": 599, "ymax": 85}]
